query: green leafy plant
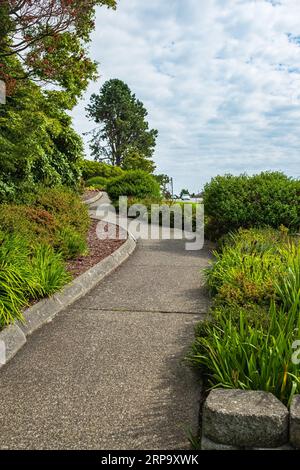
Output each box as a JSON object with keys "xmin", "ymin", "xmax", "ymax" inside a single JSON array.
[
  {"xmin": 125, "ymin": 197, "xmax": 200, "ymax": 231},
  {"xmin": 0, "ymin": 188, "xmax": 90, "ymax": 252},
  {"xmin": 203, "ymin": 172, "xmax": 300, "ymax": 239},
  {"xmin": 0, "ymin": 187, "xmax": 90, "ymax": 328},
  {"xmin": 189, "ymin": 227, "xmax": 300, "ymax": 406},
  {"xmin": 86, "ymin": 176, "xmax": 110, "ymax": 190},
  {"xmin": 57, "ymin": 227, "xmax": 88, "ymax": 259},
  {"xmin": 81, "ymin": 160, "xmax": 123, "ymax": 180},
  {"xmin": 0, "ymin": 204, "xmax": 58, "ymax": 246},
  {"xmin": 0, "ymin": 233, "xmax": 41, "ymax": 327},
  {"xmin": 31, "ymin": 245, "xmax": 71, "ymax": 296},
  {"xmin": 276, "ymin": 244, "xmax": 300, "ymax": 311},
  {"xmin": 205, "ymin": 227, "xmax": 293, "ymax": 308},
  {"xmin": 32, "ymin": 186, "xmax": 90, "ymax": 237},
  {"xmin": 106, "ymin": 170, "xmax": 161, "ymax": 202},
  {"xmin": 0, "ymin": 263, "xmax": 28, "ymax": 327},
  {"xmin": 188, "ymin": 302, "xmax": 300, "ymax": 406}
]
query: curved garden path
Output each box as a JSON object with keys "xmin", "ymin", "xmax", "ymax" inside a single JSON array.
[{"xmin": 0, "ymin": 195, "xmax": 211, "ymax": 450}]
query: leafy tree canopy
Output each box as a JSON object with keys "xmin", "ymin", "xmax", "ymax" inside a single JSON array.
[
  {"xmin": 0, "ymin": 0, "xmax": 116, "ymax": 100},
  {"xmin": 0, "ymin": 74, "xmax": 84, "ymax": 202},
  {"xmin": 180, "ymin": 188, "xmax": 190, "ymax": 198},
  {"xmin": 154, "ymin": 174, "xmax": 171, "ymax": 197},
  {"xmin": 122, "ymin": 149, "xmax": 156, "ymax": 173},
  {"xmin": 86, "ymin": 79, "xmax": 158, "ymax": 167}
]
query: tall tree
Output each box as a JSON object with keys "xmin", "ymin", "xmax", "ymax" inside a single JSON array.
[
  {"xmin": 154, "ymin": 174, "xmax": 171, "ymax": 197},
  {"xmin": 122, "ymin": 149, "xmax": 156, "ymax": 173},
  {"xmin": 180, "ymin": 189, "xmax": 190, "ymax": 198},
  {"xmin": 86, "ymin": 79, "xmax": 158, "ymax": 168},
  {"xmin": 0, "ymin": 0, "xmax": 116, "ymax": 100},
  {"xmin": 0, "ymin": 1, "xmax": 118, "ymax": 201}
]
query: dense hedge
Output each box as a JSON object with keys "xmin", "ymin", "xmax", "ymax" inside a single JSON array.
[
  {"xmin": 86, "ymin": 176, "xmax": 110, "ymax": 189},
  {"xmin": 203, "ymin": 172, "xmax": 300, "ymax": 239},
  {"xmin": 106, "ymin": 170, "xmax": 161, "ymax": 202},
  {"xmin": 81, "ymin": 160, "xmax": 123, "ymax": 180}
]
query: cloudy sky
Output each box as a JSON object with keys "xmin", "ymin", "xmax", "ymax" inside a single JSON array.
[{"xmin": 71, "ymin": 0, "xmax": 300, "ymax": 193}]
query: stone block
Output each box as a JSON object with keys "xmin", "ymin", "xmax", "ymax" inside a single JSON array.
[
  {"xmin": 290, "ymin": 395, "xmax": 300, "ymax": 449},
  {"xmin": 202, "ymin": 389, "xmax": 289, "ymax": 448}
]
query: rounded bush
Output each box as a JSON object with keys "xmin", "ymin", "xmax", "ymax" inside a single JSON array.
[
  {"xmin": 203, "ymin": 172, "xmax": 300, "ymax": 238},
  {"xmin": 106, "ymin": 170, "xmax": 161, "ymax": 202}
]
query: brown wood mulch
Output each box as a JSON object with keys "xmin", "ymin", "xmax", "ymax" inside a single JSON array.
[
  {"xmin": 81, "ymin": 189, "xmax": 100, "ymax": 201},
  {"xmin": 66, "ymin": 220, "xmax": 126, "ymax": 277}
]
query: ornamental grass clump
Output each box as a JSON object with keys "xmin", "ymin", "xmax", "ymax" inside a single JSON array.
[
  {"xmin": 0, "ymin": 232, "xmax": 71, "ymax": 328},
  {"xmin": 188, "ymin": 302, "xmax": 300, "ymax": 406}
]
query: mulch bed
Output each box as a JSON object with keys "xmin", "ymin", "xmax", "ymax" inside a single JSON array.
[
  {"xmin": 81, "ymin": 189, "xmax": 100, "ymax": 201},
  {"xmin": 66, "ymin": 220, "xmax": 126, "ymax": 277}
]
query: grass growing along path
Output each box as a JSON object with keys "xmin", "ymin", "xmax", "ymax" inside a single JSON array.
[{"xmin": 188, "ymin": 227, "xmax": 300, "ymax": 406}]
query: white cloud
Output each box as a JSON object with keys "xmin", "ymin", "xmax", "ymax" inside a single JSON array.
[{"xmin": 71, "ymin": 0, "xmax": 300, "ymax": 193}]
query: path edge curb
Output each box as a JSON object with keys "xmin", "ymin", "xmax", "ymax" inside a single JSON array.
[
  {"xmin": 0, "ymin": 234, "xmax": 136, "ymax": 369},
  {"xmin": 83, "ymin": 191, "xmax": 103, "ymax": 205}
]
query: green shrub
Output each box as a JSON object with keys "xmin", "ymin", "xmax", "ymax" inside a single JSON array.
[
  {"xmin": 203, "ymin": 172, "xmax": 300, "ymax": 239},
  {"xmin": 0, "ymin": 188, "xmax": 90, "ymax": 256},
  {"xmin": 125, "ymin": 197, "xmax": 200, "ymax": 230},
  {"xmin": 106, "ymin": 170, "xmax": 161, "ymax": 202},
  {"xmin": 0, "ymin": 205, "xmax": 58, "ymax": 246},
  {"xmin": 0, "ymin": 180, "xmax": 16, "ymax": 203},
  {"xmin": 81, "ymin": 160, "xmax": 123, "ymax": 180},
  {"xmin": 81, "ymin": 160, "xmax": 104, "ymax": 180},
  {"xmin": 205, "ymin": 227, "xmax": 294, "ymax": 308},
  {"xmin": 32, "ymin": 186, "xmax": 90, "ymax": 237},
  {"xmin": 86, "ymin": 176, "xmax": 109, "ymax": 190},
  {"xmin": 188, "ymin": 302, "xmax": 300, "ymax": 406},
  {"xmin": 57, "ymin": 227, "xmax": 88, "ymax": 259}
]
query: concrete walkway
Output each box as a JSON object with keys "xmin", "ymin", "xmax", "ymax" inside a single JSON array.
[{"xmin": 0, "ymin": 197, "xmax": 211, "ymax": 450}]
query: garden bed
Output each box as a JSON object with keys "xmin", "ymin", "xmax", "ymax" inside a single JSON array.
[
  {"xmin": 189, "ymin": 227, "xmax": 300, "ymax": 406},
  {"xmin": 66, "ymin": 220, "xmax": 125, "ymax": 277},
  {"xmin": 187, "ymin": 225, "xmax": 300, "ymax": 450},
  {"xmin": 81, "ymin": 189, "xmax": 101, "ymax": 202},
  {"xmin": 0, "ymin": 187, "xmax": 124, "ymax": 331}
]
